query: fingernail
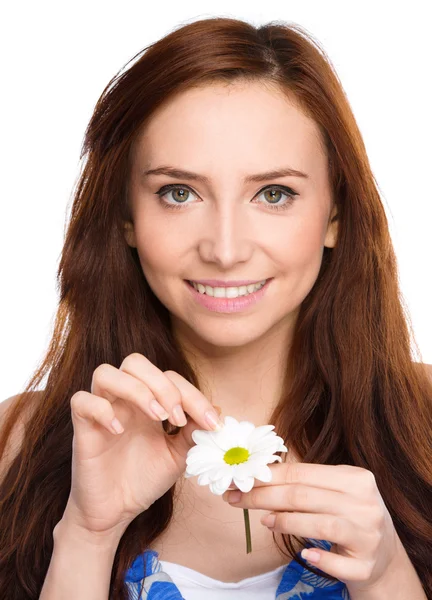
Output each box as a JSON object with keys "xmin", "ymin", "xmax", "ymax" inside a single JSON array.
[
  {"xmin": 150, "ymin": 400, "xmax": 170, "ymax": 420},
  {"xmin": 228, "ymin": 490, "xmax": 242, "ymax": 503},
  {"xmin": 301, "ymin": 549, "xmax": 321, "ymax": 563},
  {"xmin": 111, "ymin": 417, "xmax": 124, "ymax": 434},
  {"xmin": 262, "ymin": 513, "xmax": 276, "ymax": 527},
  {"xmin": 172, "ymin": 404, "xmax": 187, "ymax": 426},
  {"xmin": 205, "ymin": 410, "xmax": 224, "ymax": 431}
]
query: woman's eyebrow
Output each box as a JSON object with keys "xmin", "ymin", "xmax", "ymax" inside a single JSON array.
[{"xmin": 141, "ymin": 165, "xmax": 309, "ymax": 184}]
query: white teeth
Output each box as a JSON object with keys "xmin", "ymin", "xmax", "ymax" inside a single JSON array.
[{"xmin": 190, "ymin": 279, "xmax": 267, "ymax": 298}]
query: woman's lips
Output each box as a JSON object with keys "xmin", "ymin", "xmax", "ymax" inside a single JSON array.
[{"xmin": 184, "ymin": 278, "xmax": 273, "ymax": 313}]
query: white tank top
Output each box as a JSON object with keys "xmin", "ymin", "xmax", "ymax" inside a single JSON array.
[{"xmin": 159, "ymin": 560, "xmax": 287, "ymax": 600}]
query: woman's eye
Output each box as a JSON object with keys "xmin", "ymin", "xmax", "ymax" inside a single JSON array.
[
  {"xmin": 154, "ymin": 184, "xmax": 299, "ymax": 212},
  {"xmin": 258, "ymin": 187, "xmax": 299, "ymax": 211},
  {"xmin": 156, "ymin": 185, "xmax": 194, "ymax": 209}
]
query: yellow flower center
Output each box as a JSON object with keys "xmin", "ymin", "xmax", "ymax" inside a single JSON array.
[{"xmin": 224, "ymin": 446, "xmax": 250, "ymax": 465}]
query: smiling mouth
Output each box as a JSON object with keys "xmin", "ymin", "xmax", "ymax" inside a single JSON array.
[{"xmin": 186, "ymin": 279, "xmax": 268, "ymax": 297}]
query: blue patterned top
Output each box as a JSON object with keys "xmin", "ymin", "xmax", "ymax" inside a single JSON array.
[{"xmin": 124, "ymin": 539, "xmax": 350, "ymax": 599}]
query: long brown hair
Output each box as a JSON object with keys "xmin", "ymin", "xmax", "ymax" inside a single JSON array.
[{"xmin": 1, "ymin": 16, "xmax": 431, "ymax": 599}]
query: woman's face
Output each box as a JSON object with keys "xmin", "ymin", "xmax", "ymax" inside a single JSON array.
[{"xmin": 126, "ymin": 81, "xmax": 338, "ymax": 350}]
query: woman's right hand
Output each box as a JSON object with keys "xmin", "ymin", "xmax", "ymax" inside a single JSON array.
[{"xmin": 59, "ymin": 353, "xmax": 224, "ymax": 539}]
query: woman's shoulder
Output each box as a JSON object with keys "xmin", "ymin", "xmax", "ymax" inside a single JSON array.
[
  {"xmin": 0, "ymin": 390, "xmax": 43, "ymax": 423},
  {"xmin": 420, "ymin": 362, "xmax": 432, "ymax": 377},
  {"xmin": 0, "ymin": 390, "xmax": 44, "ymax": 482}
]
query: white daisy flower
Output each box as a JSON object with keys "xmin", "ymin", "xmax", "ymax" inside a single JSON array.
[{"xmin": 184, "ymin": 415, "xmax": 288, "ymax": 495}]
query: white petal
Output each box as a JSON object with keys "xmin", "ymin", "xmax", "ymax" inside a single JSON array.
[
  {"xmin": 273, "ymin": 435, "xmax": 288, "ymax": 448},
  {"xmin": 231, "ymin": 462, "xmax": 253, "ymax": 480},
  {"xmin": 247, "ymin": 451, "xmax": 278, "ymax": 465},
  {"xmin": 233, "ymin": 476, "xmax": 255, "ymax": 493},
  {"xmin": 246, "ymin": 425, "xmax": 275, "ymax": 448},
  {"xmin": 186, "ymin": 449, "xmax": 222, "ymax": 464},
  {"xmin": 219, "ymin": 416, "xmax": 239, "ymax": 436},
  {"xmin": 217, "ymin": 437, "xmax": 238, "ymax": 452},
  {"xmin": 250, "ymin": 464, "xmax": 272, "ymax": 482},
  {"xmin": 197, "ymin": 471, "xmax": 218, "ymax": 486},
  {"xmin": 219, "ymin": 417, "xmax": 249, "ymax": 441},
  {"xmin": 209, "ymin": 429, "xmax": 240, "ymax": 451},
  {"xmin": 247, "ymin": 450, "xmax": 274, "ymax": 462},
  {"xmin": 186, "ymin": 444, "xmax": 221, "ymax": 456},
  {"xmin": 247, "ymin": 453, "xmax": 284, "ymax": 467},
  {"xmin": 223, "ymin": 416, "xmax": 240, "ymax": 428},
  {"xmin": 236, "ymin": 421, "xmax": 256, "ymax": 445},
  {"xmin": 185, "ymin": 454, "xmax": 223, "ymax": 466},
  {"xmin": 214, "ymin": 418, "xmax": 258, "ymax": 450},
  {"xmin": 246, "ymin": 453, "xmax": 282, "ymax": 465},
  {"xmin": 186, "ymin": 444, "xmax": 215, "ymax": 456},
  {"xmin": 250, "ymin": 438, "xmax": 285, "ymax": 455},
  {"xmin": 185, "ymin": 461, "xmax": 224, "ymax": 476},
  {"xmin": 191, "ymin": 429, "xmax": 221, "ymax": 449},
  {"xmin": 249, "ymin": 436, "xmax": 279, "ymax": 453},
  {"xmin": 206, "ymin": 465, "xmax": 232, "ymax": 481},
  {"xmin": 209, "ymin": 472, "xmax": 234, "ymax": 495}
]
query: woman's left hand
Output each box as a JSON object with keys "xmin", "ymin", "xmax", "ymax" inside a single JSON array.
[{"xmin": 222, "ymin": 462, "xmax": 402, "ymax": 594}]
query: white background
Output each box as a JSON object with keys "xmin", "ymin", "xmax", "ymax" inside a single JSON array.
[{"xmin": 1, "ymin": 0, "xmax": 431, "ymax": 402}]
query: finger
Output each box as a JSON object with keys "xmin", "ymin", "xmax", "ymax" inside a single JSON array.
[
  {"xmin": 91, "ymin": 362, "xmax": 172, "ymax": 427},
  {"xmin": 91, "ymin": 357, "xmax": 222, "ymax": 434},
  {"xmin": 163, "ymin": 369, "xmax": 224, "ymax": 432},
  {"xmin": 263, "ymin": 512, "xmax": 372, "ymax": 582},
  {"xmin": 299, "ymin": 544, "xmax": 371, "ymax": 583},
  {"xmin": 259, "ymin": 510, "xmax": 358, "ymax": 550},
  {"xmin": 223, "ymin": 483, "xmax": 360, "ymax": 519},
  {"xmin": 119, "ymin": 355, "xmax": 187, "ymax": 427},
  {"xmin": 250, "ymin": 462, "xmax": 374, "ymax": 495},
  {"xmin": 71, "ymin": 390, "xmax": 127, "ymax": 438}
]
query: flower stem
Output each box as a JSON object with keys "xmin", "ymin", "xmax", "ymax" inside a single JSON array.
[{"xmin": 243, "ymin": 508, "xmax": 252, "ymax": 553}]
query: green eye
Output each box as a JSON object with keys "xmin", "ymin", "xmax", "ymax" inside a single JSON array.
[{"xmin": 155, "ymin": 183, "xmax": 299, "ymax": 212}]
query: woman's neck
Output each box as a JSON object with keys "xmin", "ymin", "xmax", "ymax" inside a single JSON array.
[{"xmin": 173, "ymin": 316, "xmax": 294, "ymax": 426}]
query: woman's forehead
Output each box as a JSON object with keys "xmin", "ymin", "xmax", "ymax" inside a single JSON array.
[{"xmin": 134, "ymin": 83, "xmax": 326, "ymax": 187}]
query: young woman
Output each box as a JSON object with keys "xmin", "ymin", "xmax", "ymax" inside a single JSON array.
[{"xmin": 0, "ymin": 16, "xmax": 431, "ymax": 600}]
